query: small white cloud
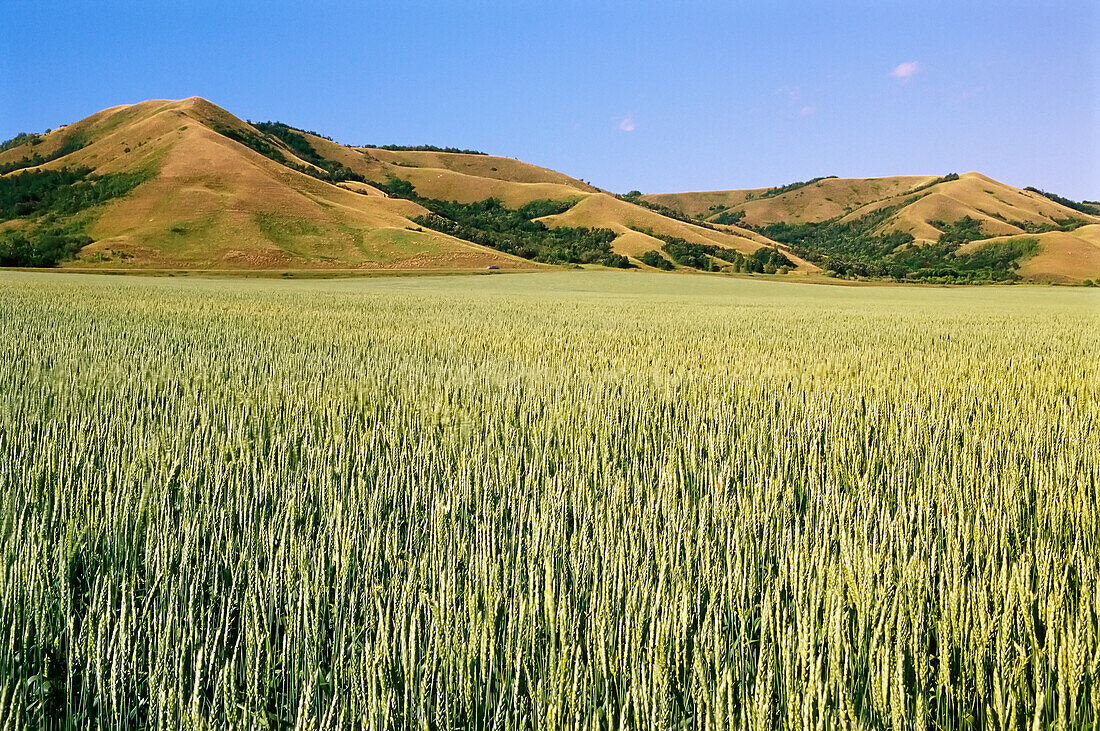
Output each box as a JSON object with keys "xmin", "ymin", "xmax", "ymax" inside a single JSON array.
[
  {"xmin": 798, "ymin": 105, "xmax": 817, "ymax": 117},
  {"xmin": 890, "ymin": 61, "xmax": 921, "ymax": 80},
  {"xmin": 618, "ymin": 115, "xmax": 636, "ymax": 133},
  {"xmin": 776, "ymin": 86, "xmax": 801, "ymax": 104}
]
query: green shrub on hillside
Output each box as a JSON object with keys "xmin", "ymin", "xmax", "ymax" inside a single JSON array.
[
  {"xmin": 211, "ymin": 124, "xmax": 288, "ymax": 162},
  {"xmin": 251, "ymin": 122, "xmax": 366, "ymax": 183},
  {"xmin": 1024, "ymin": 187, "xmax": 1100, "ymax": 216},
  {"xmin": 377, "ymin": 178, "xmax": 627, "ymax": 267},
  {"xmin": 712, "ymin": 209, "xmax": 745, "ymax": 225},
  {"xmin": 1, "ymin": 167, "xmax": 146, "ymax": 220},
  {"xmin": 716, "ymin": 246, "xmax": 794, "ymax": 274},
  {"xmin": 370, "ymin": 144, "xmax": 487, "ymax": 155},
  {"xmin": 0, "ymin": 227, "xmax": 92, "ymax": 267},
  {"xmin": 905, "ymin": 172, "xmax": 960, "ymax": 195},
  {"xmin": 642, "ymin": 230, "xmax": 793, "ymax": 273},
  {"xmin": 660, "ymin": 238, "xmax": 718, "ymax": 271},
  {"xmin": 0, "ymin": 166, "xmax": 147, "ymax": 266},
  {"xmin": 212, "ymin": 122, "xmax": 366, "ymax": 184},
  {"xmin": 0, "ymin": 134, "xmax": 87, "ymax": 175},
  {"xmin": 616, "ymin": 192, "xmax": 726, "ymax": 231},
  {"xmin": 758, "ymin": 176, "xmax": 836, "ymax": 199},
  {"xmin": 930, "ymin": 216, "xmax": 986, "ymax": 246},
  {"xmin": 756, "ymin": 203, "xmax": 1038, "ymax": 282},
  {"xmin": 639, "ymin": 249, "xmax": 674, "ymax": 270},
  {"xmin": 0, "ymin": 132, "xmax": 44, "ymax": 153}
]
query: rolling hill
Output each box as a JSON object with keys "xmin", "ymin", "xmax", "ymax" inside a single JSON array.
[
  {"xmin": 645, "ymin": 174, "xmax": 1100, "ymax": 282},
  {"xmin": 0, "ymin": 97, "xmax": 805, "ymax": 274},
  {"xmin": 643, "ymin": 175, "xmax": 937, "ymax": 226},
  {"xmin": 260, "ymin": 124, "xmax": 802, "ymax": 270},
  {"xmin": 1, "ymin": 97, "xmax": 1096, "ymax": 281},
  {"xmin": 0, "ymin": 98, "xmax": 534, "ymax": 271}
]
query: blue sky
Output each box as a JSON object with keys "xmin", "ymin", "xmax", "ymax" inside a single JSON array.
[{"xmin": 2, "ymin": 1, "xmax": 1097, "ymax": 198}]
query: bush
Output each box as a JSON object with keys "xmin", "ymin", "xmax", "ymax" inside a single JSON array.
[
  {"xmin": 661, "ymin": 239, "xmax": 717, "ymax": 271},
  {"xmin": 758, "ymin": 176, "xmax": 836, "ymax": 199},
  {"xmin": 712, "ymin": 244, "xmax": 793, "ymax": 273},
  {"xmin": 906, "ymin": 173, "xmax": 960, "ymax": 195},
  {"xmin": 614, "ymin": 194, "xmax": 725, "ymax": 232},
  {"xmin": 1, "ymin": 167, "xmax": 146, "ymax": 220},
  {"xmin": 0, "ymin": 132, "xmax": 43, "ymax": 153},
  {"xmin": 251, "ymin": 122, "xmax": 367, "ymax": 183},
  {"xmin": 0, "ymin": 228, "xmax": 92, "ymax": 267},
  {"xmin": 1024, "ymin": 187, "xmax": 1100, "ymax": 216},
  {"xmin": 931, "ymin": 216, "xmax": 986, "ymax": 246},
  {"xmin": 369, "ymin": 144, "xmax": 487, "ymax": 155},
  {"xmin": 753, "ymin": 205, "xmax": 1041, "ymax": 282},
  {"xmin": 639, "ymin": 250, "xmax": 674, "ymax": 270},
  {"xmin": 0, "ymin": 166, "xmax": 146, "ymax": 267},
  {"xmin": 712, "ymin": 210, "xmax": 745, "ymax": 225},
  {"xmin": 376, "ymin": 176, "xmax": 416, "ymax": 198}
]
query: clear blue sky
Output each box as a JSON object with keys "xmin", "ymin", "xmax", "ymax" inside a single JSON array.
[{"xmin": 2, "ymin": 0, "xmax": 1097, "ymax": 199}]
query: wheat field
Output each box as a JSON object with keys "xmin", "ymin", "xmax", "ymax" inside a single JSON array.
[{"xmin": 1, "ymin": 271, "xmax": 1097, "ymax": 729}]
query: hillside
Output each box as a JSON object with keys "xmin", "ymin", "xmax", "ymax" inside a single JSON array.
[
  {"xmin": 1, "ymin": 97, "xmax": 1096, "ymax": 281},
  {"xmin": 282, "ymin": 128, "xmax": 803, "ymax": 270},
  {"xmin": 645, "ymin": 173, "xmax": 1100, "ymax": 281},
  {"xmin": 837, "ymin": 172, "xmax": 1099, "ymax": 243},
  {"xmin": 0, "ymin": 98, "xmax": 537, "ymax": 271},
  {"xmin": 643, "ymin": 175, "xmax": 937, "ymax": 226},
  {"xmin": 533, "ymin": 193, "xmax": 817, "ymax": 272},
  {"xmin": 0, "ymin": 97, "xmax": 803, "ymax": 274},
  {"xmin": 956, "ymin": 224, "xmax": 1100, "ymax": 284}
]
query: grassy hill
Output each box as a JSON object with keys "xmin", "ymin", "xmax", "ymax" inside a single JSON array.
[
  {"xmin": 1, "ymin": 97, "xmax": 1096, "ymax": 281},
  {"xmin": 533, "ymin": 193, "xmax": 817, "ymax": 272},
  {"xmin": 290, "ymin": 128, "xmax": 803, "ymax": 270},
  {"xmin": 0, "ymin": 97, "xmax": 799, "ymax": 274},
  {"xmin": 643, "ymin": 175, "xmax": 936, "ymax": 225},
  {"xmin": 0, "ymin": 98, "xmax": 535, "ymax": 271},
  {"xmin": 956, "ymin": 224, "xmax": 1100, "ymax": 284},
  {"xmin": 645, "ymin": 173, "xmax": 1100, "ymax": 282}
]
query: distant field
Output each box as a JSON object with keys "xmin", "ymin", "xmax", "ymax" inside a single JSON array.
[{"xmin": 1, "ymin": 271, "xmax": 1097, "ymax": 728}]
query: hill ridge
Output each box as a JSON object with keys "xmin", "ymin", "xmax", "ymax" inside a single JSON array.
[{"xmin": 1, "ymin": 97, "xmax": 1096, "ymax": 282}]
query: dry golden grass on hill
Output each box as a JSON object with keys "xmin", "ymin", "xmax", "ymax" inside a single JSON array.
[
  {"xmin": 840, "ymin": 172, "xmax": 1100, "ymax": 242},
  {"xmin": 642, "ymin": 176, "xmax": 935, "ymax": 224},
  {"xmin": 0, "ymin": 98, "xmax": 533, "ymax": 271},
  {"xmin": 958, "ymin": 225, "xmax": 1100, "ymax": 283},
  {"xmin": 641, "ymin": 172, "xmax": 1100, "ymax": 281},
  {"xmin": 291, "ymin": 129, "xmax": 816, "ymax": 270},
  {"xmin": 295, "ymin": 133, "xmax": 597, "ymax": 207},
  {"xmin": 534, "ymin": 193, "xmax": 819, "ymax": 272},
  {"xmin": 364, "ymin": 147, "xmax": 600, "ymax": 190},
  {"xmin": 1, "ymin": 97, "xmax": 1096, "ymax": 281},
  {"xmin": 644, "ymin": 173, "xmax": 1098, "ymax": 244}
]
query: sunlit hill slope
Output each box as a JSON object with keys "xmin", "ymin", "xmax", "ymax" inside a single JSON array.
[{"xmin": 1, "ymin": 97, "xmax": 1096, "ymax": 281}]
